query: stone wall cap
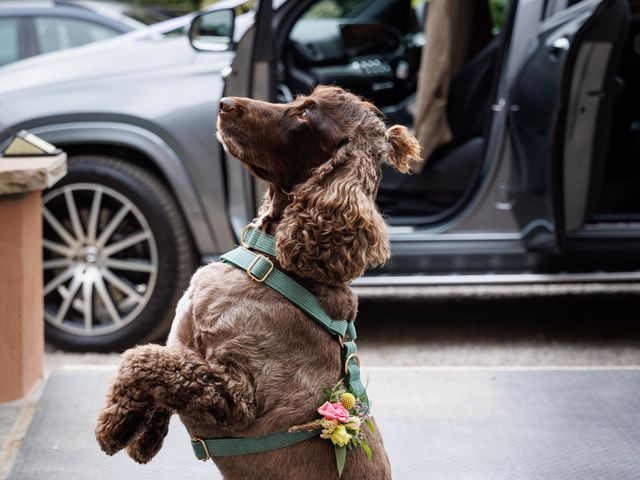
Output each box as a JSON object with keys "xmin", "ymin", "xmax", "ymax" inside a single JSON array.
[{"xmin": 0, "ymin": 153, "xmax": 67, "ymax": 195}]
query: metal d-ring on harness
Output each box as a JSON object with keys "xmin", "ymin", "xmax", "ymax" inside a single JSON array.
[{"xmin": 190, "ymin": 224, "xmax": 369, "ymax": 461}]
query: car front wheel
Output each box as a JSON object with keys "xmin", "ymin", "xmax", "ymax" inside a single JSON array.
[{"xmin": 42, "ymin": 155, "xmax": 196, "ymax": 352}]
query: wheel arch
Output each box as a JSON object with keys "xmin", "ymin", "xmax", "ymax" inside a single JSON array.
[{"xmin": 30, "ymin": 121, "xmax": 218, "ymax": 256}]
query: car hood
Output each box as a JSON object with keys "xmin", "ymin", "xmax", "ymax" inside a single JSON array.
[{"xmin": 0, "ymin": 36, "xmax": 198, "ymax": 96}]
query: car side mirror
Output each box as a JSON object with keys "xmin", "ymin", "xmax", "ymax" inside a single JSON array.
[{"xmin": 189, "ymin": 8, "xmax": 235, "ymax": 51}]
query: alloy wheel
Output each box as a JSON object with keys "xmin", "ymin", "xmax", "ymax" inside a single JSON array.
[{"xmin": 42, "ymin": 183, "xmax": 158, "ymax": 336}]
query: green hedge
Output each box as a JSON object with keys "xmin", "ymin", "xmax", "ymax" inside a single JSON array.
[
  {"xmin": 119, "ymin": 0, "xmax": 204, "ymax": 14},
  {"xmin": 129, "ymin": 0, "xmax": 510, "ymax": 28}
]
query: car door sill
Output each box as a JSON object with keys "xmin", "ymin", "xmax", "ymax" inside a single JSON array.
[{"xmin": 354, "ymin": 270, "xmax": 640, "ymax": 286}]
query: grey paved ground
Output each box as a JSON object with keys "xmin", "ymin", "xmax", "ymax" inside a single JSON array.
[
  {"xmin": 3, "ymin": 286, "xmax": 640, "ymax": 478},
  {"xmin": 7, "ymin": 368, "xmax": 640, "ymax": 479}
]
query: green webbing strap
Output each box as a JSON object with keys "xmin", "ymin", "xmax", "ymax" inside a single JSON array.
[
  {"xmin": 343, "ymin": 341, "xmax": 367, "ymax": 401},
  {"xmin": 230, "ymin": 226, "xmax": 368, "ymax": 402},
  {"xmin": 241, "ymin": 225, "xmax": 277, "ymax": 257},
  {"xmin": 220, "ymin": 247, "xmax": 350, "ymax": 338},
  {"xmin": 191, "ymin": 429, "xmax": 320, "ymax": 460},
  {"xmin": 191, "ymin": 227, "xmax": 369, "ymax": 460},
  {"xmin": 220, "ymin": 244, "xmax": 369, "ymax": 406},
  {"xmin": 345, "ymin": 321, "xmax": 357, "ymax": 342}
]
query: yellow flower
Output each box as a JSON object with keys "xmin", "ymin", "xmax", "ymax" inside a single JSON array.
[
  {"xmin": 340, "ymin": 393, "xmax": 356, "ymax": 410},
  {"xmin": 330, "ymin": 424, "xmax": 352, "ymax": 447},
  {"xmin": 344, "ymin": 416, "xmax": 362, "ymax": 431},
  {"xmin": 321, "ymin": 419, "xmax": 338, "ymax": 439}
]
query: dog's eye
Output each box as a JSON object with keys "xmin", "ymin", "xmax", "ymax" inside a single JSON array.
[{"xmin": 298, "ymin": 103, "xmax": 314, "ymax": 119}]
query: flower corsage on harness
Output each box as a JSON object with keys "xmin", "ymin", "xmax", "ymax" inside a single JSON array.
[{"xmin": 289, "ymin": 381, "xmax": 374, "ymax": 477}]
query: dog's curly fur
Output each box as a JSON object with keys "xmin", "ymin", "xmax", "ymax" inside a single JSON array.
[{"xmin": 96, "ymin": 86, "xmax": 421, "ymax": 479}]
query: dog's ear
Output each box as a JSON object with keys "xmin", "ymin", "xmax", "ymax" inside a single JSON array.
[
  {"xmin": 275, "ymin": 144, "xmax": 389, "ymax": 285},
  {"xmin": 385, "ymin": 125, "xmax": 423, "ymax": 173}
]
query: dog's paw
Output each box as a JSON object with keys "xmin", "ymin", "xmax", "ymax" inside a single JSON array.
[
  {"xmin": 125, "ymin": 408, "xmax": 172, "ymax": 464},
  {"xmin": 95, "ymin": 405, "xmax": 149, "ymax": 456}
]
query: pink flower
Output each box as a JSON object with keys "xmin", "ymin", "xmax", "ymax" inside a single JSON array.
[{"xmin": 317, "ymin": 401, "xmax": 350, "ymax": 423}]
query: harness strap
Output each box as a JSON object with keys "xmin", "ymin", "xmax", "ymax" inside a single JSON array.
[
  {"xmin": 232, "ymin": 226, "xmax": 368, "ymax": 401},
  {"xmin": 191, "ymin": 430, "xmax": 320, "ymax": 460},
  {"xmin": 221, "ymin": 247, "xmax": 351, "ymax": 338},
  {"xmin": 240, "ymin": 224, "xmax": 277, "ymax": 257},
  {"xmin": 343, "ymin": 340, "xmax": 367, "ymax": 401},
  {"xmin": 221, "ymin": 244, "xmax": 368, "ymax": 403},
  {"xmin": 191, "ymin": 226, "xmax": 369, "ymax": 461}
]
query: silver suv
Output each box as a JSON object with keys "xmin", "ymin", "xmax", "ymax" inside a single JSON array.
[{"xmin": 0, "ymin": 0, "xmax": 635, "ymax": 351}]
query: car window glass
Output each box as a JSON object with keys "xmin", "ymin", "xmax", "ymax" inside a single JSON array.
[
  {"xmin": 303, "ymin": 0, "xmax": 372, "ymax": 19},
  {"xmin": 34, "ymin": 17, "xmax": 119, "ymax": 54},
  {"xmin": 0, "ymin": 18, "xmax": 20, "ymax": 66}
]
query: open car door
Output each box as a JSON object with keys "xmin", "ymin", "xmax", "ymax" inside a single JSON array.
[
  {"xmin": 222, "ymin": 0, "xmax": 275, "ymax": 235},
  {"xmin": 509, "ymin": 0, "xmax": 628, "ymax": 251}
]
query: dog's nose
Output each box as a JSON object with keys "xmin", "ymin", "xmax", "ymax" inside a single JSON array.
[{"xmin": 219, "ymin": 97, "xmax": 236, "ymax": 115}]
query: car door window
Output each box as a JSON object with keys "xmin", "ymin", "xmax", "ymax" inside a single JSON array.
[
  {"xmin": 34, "ymin": 17, "xmax": 119, "ymax": 54},
  {"xmin": 0, "ymin": 18, "xmax": 20, "ymax": 66}
]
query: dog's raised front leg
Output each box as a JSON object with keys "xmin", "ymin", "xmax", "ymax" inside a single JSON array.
[
  {"xmin": 125, "ymin": 406, "xmax": 171, "ymax": 464},
  {"xmin": 95, "ymin": 344, "xmax": 256, "ymax": 462}
]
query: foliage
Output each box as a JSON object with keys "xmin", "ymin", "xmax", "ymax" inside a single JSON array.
[
  {"xmin": 489, "ymin": 0, "xmax": 510, "ymax": 31},
  {"xmin": 304, "ymin": 0, "xmax": 369, "ymax": 19},
  {"xmin": 410, "ymin": 0, "xmax": 511, "ymax": 31},
  {"xmin": 120, "ymin": 0, "xmax": 201, "ymax": 14},
  {"xmin": 131, "ymin": 0, "xmax": 511, "ymax": 28}
]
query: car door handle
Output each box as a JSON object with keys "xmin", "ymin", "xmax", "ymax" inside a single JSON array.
[
  {"xmin": 549, "ymin": 37, "xmax": 570, "ymax": 59},
  {"xmin": 221, "ymin": 66, "xmax": 233, "ymax": 79}
]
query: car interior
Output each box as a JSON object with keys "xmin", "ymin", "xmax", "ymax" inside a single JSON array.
[
  {"xmin": 591, "ymin": 0, "xmax": 640, "ymax": 222},
  {"xmin": 279, "ymin": 0, "xmax": 640, "ymax": 229},
  {"xmin": 279, "ymin": 0, "xmax": 513, "ymax": 224}
]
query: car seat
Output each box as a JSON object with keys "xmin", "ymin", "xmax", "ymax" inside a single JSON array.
[{"xmin": 379, "ymin": 35, "xmax": 501, "ymax": 217}]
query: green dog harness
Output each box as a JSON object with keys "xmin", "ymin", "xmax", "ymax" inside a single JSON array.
[{"xmin": 190, "ymin": 225, "xmax": 368, "ymax": 461}]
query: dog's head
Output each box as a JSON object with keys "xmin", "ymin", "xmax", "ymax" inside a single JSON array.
[{"xmin": 217, "ymin": 85, "xmax": 422, "ymax": 285}]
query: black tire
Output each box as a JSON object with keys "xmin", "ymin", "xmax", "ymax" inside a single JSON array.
[{"xmin": 43, "ymin": 155, "xmax": 196, "ymax": 352}]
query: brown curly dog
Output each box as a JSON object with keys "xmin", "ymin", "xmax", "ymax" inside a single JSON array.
[{"xmin": 95, "ymin": 85, "xmax": 421, "ymax": 479}]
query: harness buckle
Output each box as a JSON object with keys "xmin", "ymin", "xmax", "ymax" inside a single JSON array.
[
  {"xmin": 192, "ymin": 437, "xmax": 211, "ymax": 461},
  {"xmin": 239, "ymin": 223, "xmax": 257, "ymax": 248},
  {"xmin": 246, "ymin": 254, "xmax": 274, "ymax": 282},
  {"xmin": 344, "ymin": 353, "xmax": 361, "ymax": 375}
]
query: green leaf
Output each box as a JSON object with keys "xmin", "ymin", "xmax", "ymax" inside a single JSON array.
[
  {"xmin": 335, "ymin": 445, "xmax": 347, "ymax": 478},
  {"xmin": 366, "ymin": 419, "xmax": 375, "ymax": 433},
  {"xmin": 330, "ymin": 389, "xmax": 346, "ymax": 403},
  {"xmin": 361, "ymin": 439, "xmax": 373, "ymax": 460},
  {"xmin": 324, "ymin": 388, "xmax": 332, "ymax": 401}
]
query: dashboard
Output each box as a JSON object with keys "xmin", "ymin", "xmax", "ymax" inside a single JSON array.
[{"xmin": 287, "ymin": 18, "xmax": 422, "ymax": 108}]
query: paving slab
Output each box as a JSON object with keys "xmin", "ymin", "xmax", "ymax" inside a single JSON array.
[{"xmin": 7, "ymin": 368, "xmax": 640, "ymax": 479}]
